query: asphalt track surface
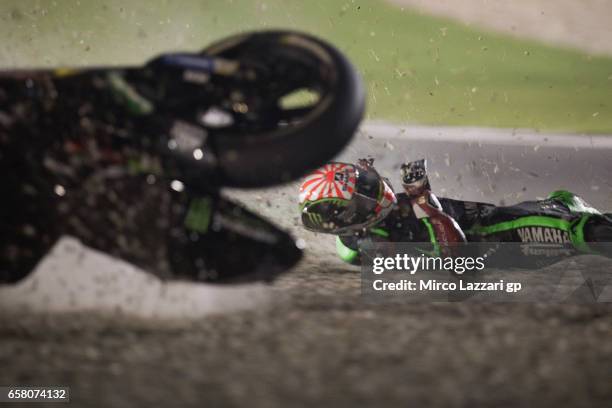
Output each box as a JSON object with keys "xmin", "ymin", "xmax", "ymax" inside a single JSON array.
[{"xmin": 1, "ymin": 123, "xmax": 612, "ymax": 407}]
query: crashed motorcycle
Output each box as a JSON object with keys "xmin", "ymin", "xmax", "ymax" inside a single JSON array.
[{"xmin": 0, "ymin": 31, "xmax": 365, "ymax": 284}]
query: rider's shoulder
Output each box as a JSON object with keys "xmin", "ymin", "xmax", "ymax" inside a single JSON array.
[
  {"xmin": 395, "ymin": 192, "xmax": 411, "ymax": 207},
  {"xmin": 393, "ymin": 192, "xmax": 414, "ymax": 217}
]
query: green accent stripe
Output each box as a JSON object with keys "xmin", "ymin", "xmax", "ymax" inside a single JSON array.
[
  {"xmin": 571, "ymin": 214, "xmax": 593, "ymax": 253},
  {"xmin": 185, "ymin": 197, "xmax": 212, "ymax": 233},
  {"xmin": 421, "ymin": 218, "xmax": 441, "ymax": 256},
  {"xmin": 336, "ymin": 236, "xmax": 359, "ymax": 263},
  {"xmin": 370, "ymin": 227, "xmax": 390, "ymax": 238},
  {"xmin": 468, "ymin": 216, "xmax": 571, "ymax": 236},
  {"xmin": 469, "ymin": 214, "xmax": 597, "ymax": 254},
  {"xmin": 107, "ymin": 72, "xmax": 153, "ymax": 115}
]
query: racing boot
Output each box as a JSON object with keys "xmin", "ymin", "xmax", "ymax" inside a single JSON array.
[
  {"xmin": 548, "ymin": 190, "xmax": 612, "ymax": 257},
  {"xmin": 583, "ymin": 213, "xmax": 612, "ymax": 258}
]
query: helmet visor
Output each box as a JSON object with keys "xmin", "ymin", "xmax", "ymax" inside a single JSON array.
[{"xmin": 301, "ymin": 193, "xmax": 382, "ymax": 234}]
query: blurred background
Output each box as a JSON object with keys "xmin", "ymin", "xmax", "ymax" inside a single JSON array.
[{"xmin": 1, "ymin": 0, "xmax": 611, "ymax": 132}]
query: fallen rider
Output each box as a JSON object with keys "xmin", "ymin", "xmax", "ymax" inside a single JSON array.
[{"xmin": 298, "ymin": 159, "xmax": 612, "ymax": 267}]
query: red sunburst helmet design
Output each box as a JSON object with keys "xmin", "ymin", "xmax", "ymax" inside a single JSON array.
[{"xmin": 299, "ymin": 163, "xmax": 357, "ymax": 204}]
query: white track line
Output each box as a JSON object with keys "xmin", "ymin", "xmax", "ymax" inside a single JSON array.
[{"xmin": 361, "ymin": 121, "xmax": 612, "ymax": 149}]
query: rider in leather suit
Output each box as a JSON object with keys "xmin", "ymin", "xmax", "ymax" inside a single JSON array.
[{"xmin": 299, "ymin": 159, "xmax": 612, "ymax": 266}]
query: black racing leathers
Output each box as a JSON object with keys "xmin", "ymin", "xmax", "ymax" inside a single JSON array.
[{"xmin": 337, "ymin": 190, "xmax": 612, "ymax": 267}]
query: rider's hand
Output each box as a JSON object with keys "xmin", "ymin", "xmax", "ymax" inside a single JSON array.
[
  {"xmin": 401, "ymin": 159, "xmax": 430, "ymax": 197},
  {"xmin": 357, "ymin": 157, "xmax": 375, "ymax": 169}
]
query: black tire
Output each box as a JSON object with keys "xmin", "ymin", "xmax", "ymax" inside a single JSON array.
[
  {"xmin": 585, "ymin": 214, "xmax": 612, "ymax": 243},
  {"xmin": 203, "ymin": 31, "xmax": 365, "ymax": 188}
]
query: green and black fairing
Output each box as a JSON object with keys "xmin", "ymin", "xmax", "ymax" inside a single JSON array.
[
  {"xmin": 0, "ymin": 48, "xmax": 302, "ymax": 284},
  {"xmin": 170, "ymin": 191, "xmax": 301, "ymax": 283}
]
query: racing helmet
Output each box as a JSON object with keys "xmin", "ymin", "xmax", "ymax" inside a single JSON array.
[{"xmin": 299, "ymin": 162, "xmax": 397, "ymax": 234}]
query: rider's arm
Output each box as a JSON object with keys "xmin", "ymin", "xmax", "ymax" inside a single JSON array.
[
  {"xmin": 410, "ymin": 191, "xmax": 467, "ymax": 250},
  {"xmin": 401, "ymin": 160, "xmax": 466, "ymax": 256}
]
